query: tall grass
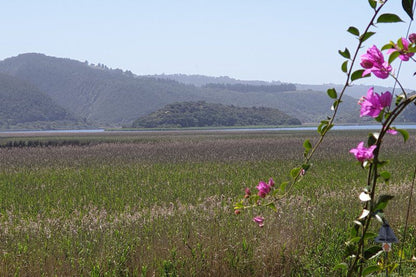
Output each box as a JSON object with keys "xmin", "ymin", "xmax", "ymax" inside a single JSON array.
[{"xmin": 0, "ymin": 130, "xmax": 414, "ymax": 276}]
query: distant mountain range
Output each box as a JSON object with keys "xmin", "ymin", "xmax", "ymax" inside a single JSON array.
[{"xmin": 0, "ymin": 53, "xmax": 414, "ymax": 129}]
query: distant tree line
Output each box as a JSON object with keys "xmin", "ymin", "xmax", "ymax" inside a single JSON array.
[
  {"xmin": 203, "ymin": 83, "xmax": 296, "ymax": 93},
  {"xmin": 132, "ymin": 101, "xmax": 301, "ymax": 128}
]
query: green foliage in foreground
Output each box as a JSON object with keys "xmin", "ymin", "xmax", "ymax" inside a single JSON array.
[
  {"xmin": 0, "ymin": 130, "xmax": 415, "ymax": 276},
  {"xmin": 132, "ymin": 101, "xmax": 301, "ymax": 128}
]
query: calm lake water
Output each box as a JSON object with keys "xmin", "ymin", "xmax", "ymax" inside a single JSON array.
[{"xmin": 2, "ymin": 125, "xmax": 416, "ymax": 135}]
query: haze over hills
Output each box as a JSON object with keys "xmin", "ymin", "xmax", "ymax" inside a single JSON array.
[{"xmin": 0, "ymin": 53, "xmax": 414, "ymax": 130}]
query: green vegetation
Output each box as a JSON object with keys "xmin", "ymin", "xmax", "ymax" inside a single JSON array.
[
  {"xmin": 0, "ymin": 73, "xmax": 78, "ymax": 129},
  {"xmin": 132, "ymin": 101, "xmax": 301, "ymax": 128},
  {"xmin": 0, "ymin": 130, "xmax": 414, "ymax": 275}
]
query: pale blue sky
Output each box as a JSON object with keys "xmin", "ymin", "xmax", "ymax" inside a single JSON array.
[{"xmin": 1, "ymin": 1, "xmax": 415, "ymax": 89}]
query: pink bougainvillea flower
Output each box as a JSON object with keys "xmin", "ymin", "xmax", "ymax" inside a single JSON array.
[
  {"xmin": 349, "ymin": 142, "xmax": 377, "ymax": 162},
  {"xmin": 386, "ymin": 128, "xmax": 398, "ymax": 135},
  {"xmin": 409, "ymin": 33, "xmax": 416, "ymax": 44},
  {"xmin": 358, "ymin": 88, "xmax": 392, "ymax": 118},
  {"xmin": 387, "ymin": 37, "xmax": 414, "ymax": 62},
  {"xmin": 253, "ymin": 216, "xmax": 265, "ymax": 227},
  {"xmin": 256, "ymin": 181, "xmax": 271, "ymax": 198},
  {"xmin": 360, "ymin": 45, "xmax": 392, "ymax": 79}
]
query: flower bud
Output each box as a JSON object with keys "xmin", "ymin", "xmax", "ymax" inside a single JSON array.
[
  {"xmin": 234, "ymin": 210, "xmax": 241, "ymax": 215},
  {"xmin": 409, "ymin": 33, "xmax": 416, "ymax": 44}
]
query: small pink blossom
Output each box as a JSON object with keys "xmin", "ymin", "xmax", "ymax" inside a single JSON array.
[
  {"xmin": 358, "ymin": 88, "xmax": 392, "ymax": 118},
  {"xmin": 268, "ymin": 178, "xmax": 275, "ymax": 187},
  {"xmin": 256, "ymin": 181, "xmax": 271, "ymax": 198},
  {"xmin": 253, "ymin": 216, "xmax": 265, "ymax": 227},
  {"xmin": 360, "ymin": 45, "xmax": 392, "ymax": 79},
  {"xmin": 387, "ymin": 37, "xmax": 414, "ymax": 61},
  {"xmin": 386, "ymin": 129, "xmax": 398, "ymax": 135},
  {"xmin": 409, "ymin": 33, "xmax": 416, "ymax": 44},
  {"xmin": 349, "ymin": 142, "xmax": 376, "ymax": 162}
]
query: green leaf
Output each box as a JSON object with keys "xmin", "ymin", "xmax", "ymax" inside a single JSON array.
[
  {"xmin": 333, "ymin": 262, "xmax": 348, "ymax": 272},
  {"xmin": 396, "ymin": 128, "xmax": 409, "ymax": 142},
  {"xmin": 402, "ymin": 0, "xmax": 414, "ymax": 20},
  {"xmin": 381, "ymin": 42, "xmax": 395, "ymax": 51},
  {"xmin": 331, "ymin": 99, "xmax": 341, "ymax": 111},
  {"xmin": 278, "ymin": 181, "xmax": 289, "ymax": 194},
  {"xmin": 338, "ymin": 48, "xmax": 351, "ymax": 59},
  {"xmin": 266, "ymin": 202, "xmax": 277, "ymax": 212},
  {"xmin": 368, "ymin": 0, "xmax": 377, "ymax": 9},
  {"xmin": 290, "ymin": 167, "xmax": 301, "ymax": 179},
  {"xmin": 364, "ymin": 245, "xmax": 383, "ymax": 260},
  {"xmin": 303, "ymin": 139, "xmax": 312, "ymax": 150},
  {"xmin": 377, "ymin": 13, "xmax": 404, "ymax": 23},
  {"xmin": 360, "ymin": 31, "xmax": 376, "ymax": 42},
  {"xmin": 375, "ymin": 194, "xmax": 394, "ymax": 211},
  {"xmin": 351, "ymin": 69, "xmax": 370, "ymax": 81},
  {"xmin": 379, "ymin": 171, "xmax": 391, "ymax": 182},
  {"xmin": 362, "ymin": 265, "xmax": 381, "ymax": 276},
  {"xmin": 388, "ymin": 51, "xmax": 401, "ymax": 64},
  {"xmin": 341, "ymin": 60, "xmax": 348, "ymax": 73},
  {"xmin": 347, "ymin": 26, "xmax": 360, "ymax": 36},
  {"xmin": 367, "ymin": 132, "xmax": 378, "ymax": 146},
  {"xmin": 327, "ymin": 88, "xmax": 337, "ymax": 99}
]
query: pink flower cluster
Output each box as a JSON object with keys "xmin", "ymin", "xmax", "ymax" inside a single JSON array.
[
  {"xmin": 256, "ymin": 178, "xmax": 274, "ymax": 198},
  {"xmin": 360, "ymin": 45, "xmax": 392, "ymax": 79},
  {"xmin": 358, "ymin": 87, "xmax": 392, "ymax": 118},
  {"xmin": 387, "ymin": 37, "xmax": 415, "ymax": 61},
  {"xmin": 349, "ymin": 142, "xmax": 376, "ymax": 163}
]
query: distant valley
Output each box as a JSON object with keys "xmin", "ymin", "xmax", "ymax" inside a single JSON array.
[{"xmin": 0, "ymin": 53, "xmax": 415, "ymax": 130}]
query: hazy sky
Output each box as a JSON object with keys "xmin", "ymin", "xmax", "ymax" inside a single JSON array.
[{"xmin": 1, "ymin": 1, "xmax": 415, "ymax": 89}]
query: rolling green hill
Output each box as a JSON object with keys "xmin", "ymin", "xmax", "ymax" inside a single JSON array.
[{"xmin": 132, "ymin": 101, "xmax": 301, "ymax": 128}]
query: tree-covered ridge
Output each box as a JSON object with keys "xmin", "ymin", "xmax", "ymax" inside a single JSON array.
[
  {"xmin": 0, "ymin": 73, "xmax": 76, "ymax": 129},
  {"xmin": 132, "ymin": 101, "xmax": 301, "ymax": 128},
  {"xmin": 203, "ymin": 83, "xmax": 296, "ymax": 93}
]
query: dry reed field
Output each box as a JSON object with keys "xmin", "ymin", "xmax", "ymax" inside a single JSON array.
[{"xmin": 0, "ymin": 130, "xmax": 414, "ymax": 276}]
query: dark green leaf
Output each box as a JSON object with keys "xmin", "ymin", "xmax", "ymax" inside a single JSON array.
[
  {"xmin": 301, "ymin": 164, "xmax": 310, "ymax": 171},
  {"xmin": 368, "ymin": 0, "xmax": 377, "ymax": 9},
  {"xmin": 396, "ymin": 128, "xmax": 409, "ymax": 142},
  {"xmin": 351, "ymin": 69, "xmax": 370, "ymax": 81},
  {"xmin": 347, "ymin": 26, "xmax": 360, "ymax": 36},
  {"xmin": 367, "ymin": 132, "xmax": 378, "ymax": 146},
  {"xmin": 377, "ymin": 13, "xmax": 404, "ymax": 23},
  {"xmin": 364, "ymin": 245, "xmax": 382, "ymax": 260},
  {"xmin": 338, "ymin": 48, "xmax": 351, "ymax": 59},
  {"xmin": 360, "ymin": 31, "xmax": 376, "ymax": 42},
  {"xmin": 379, "ymin": 171, "xmax": 391, "ymax": 182},
  {"xmin": 375, "ymin": 194, "xmax": 394, "ymax": 211},
  {"xmin": 388, "ymin": 50, "xmax": 401, "ymax": 64},
  {"xmin": 327, "ymin": 88, "xmax": 337, "ymax": 99},
  {"xmin": 402, "ymin": 0, "xmax": 414, "ymax": 20},
  {"xmin": 341, "ymin": 60, "xmax": 348, "ymax": 73},
  {"xmin": 363, "ymin": 265, "xmax": 381, "ymax": 276}
]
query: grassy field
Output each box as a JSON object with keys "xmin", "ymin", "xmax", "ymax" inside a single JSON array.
[{"xmin": 0, "ymin": 130, "xmax": 415, "ymax": 276}]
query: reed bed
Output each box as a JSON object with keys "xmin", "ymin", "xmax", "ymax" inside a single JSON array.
[{"xmin": 0, "ymin": 130, "xmax": 414, "ymax": 276}]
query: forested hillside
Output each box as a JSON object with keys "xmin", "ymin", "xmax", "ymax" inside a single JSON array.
[
  {"xmin": 1, "ymin": 53, "xmax": 411, "ymax": 129},
  {"xmin": 132, "ymin": 101, "xmax": 301, "ymax": 128},
  {"xmin": 0, "ymin": 73, "xmax": 77, "ymax": 129}
]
